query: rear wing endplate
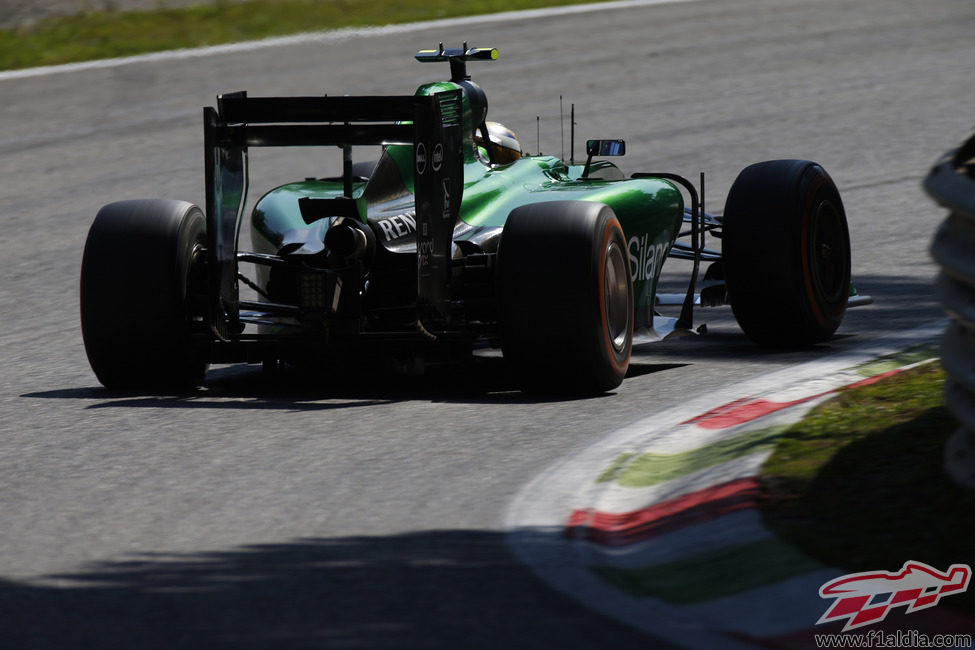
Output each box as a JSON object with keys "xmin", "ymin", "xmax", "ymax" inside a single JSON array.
[{"xmin": 203, "ymin": 90, "xmax": 464, "ymax": 340}]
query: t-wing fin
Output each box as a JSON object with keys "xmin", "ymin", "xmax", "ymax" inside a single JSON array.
[{"xmin": 415, "ymin": 44, "xmax": 498, "ymax": 82}]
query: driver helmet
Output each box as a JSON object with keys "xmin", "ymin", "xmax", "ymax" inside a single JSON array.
[{"xmin": 476, "ymin": 121, "xmax": 522, "ymax": 164}]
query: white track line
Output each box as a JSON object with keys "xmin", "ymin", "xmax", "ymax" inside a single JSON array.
[{"xmin": 0, "ymin": 0, "xmax": 696, "ymax": 82}]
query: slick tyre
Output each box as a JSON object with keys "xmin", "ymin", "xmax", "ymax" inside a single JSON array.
[
  {"xmin": 81, "ymin": 199, "xmax": 209, "ymax": 391},
  {"xmin": 498, "ymin": 201, "xmax": 633, "ymax": 394},
  {"xmin": 723, "ymin": 160, "xmax": 851, "ymax": 346}
]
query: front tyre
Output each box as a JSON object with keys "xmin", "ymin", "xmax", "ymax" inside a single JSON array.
[
  {"xmin": 723, "ymin": 160, "xmax": 851, "ymax": 346},
  {"xmin": 80, "ymin": 199, "xmax": 209, "ymax": 390},
  {"xmin": 498, "ymin": 201, "xmax": 633, "ymax": 394}
]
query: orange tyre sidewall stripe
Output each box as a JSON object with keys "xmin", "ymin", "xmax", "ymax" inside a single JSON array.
[
  {"xmin": 799, "ymin": 174, "xmax": 828, "ymax": 329},
  {"xmin": 598, "ymin": 216, "xmax": 631, "ymax": 375}
]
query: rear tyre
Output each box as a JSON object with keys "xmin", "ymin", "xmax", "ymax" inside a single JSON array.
[
  {"xmin": 80, "ymin": 199, "xmax": 209, "ymax": 390},
  {"xmin": 723, "ymin": 160, "xmax": 851, "ymax": 346},
  {"xmin": 498, "ymin": 201, "xmax": 633, "ymax": 394}
]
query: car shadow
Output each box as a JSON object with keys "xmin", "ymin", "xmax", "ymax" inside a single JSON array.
[
  {"xmin": 23, "ymin": 356, "xmax": 689, "ymax": 410},
  {"xmin": 646, "ymin": 273, "xmax": 943, "ymax": 362}
]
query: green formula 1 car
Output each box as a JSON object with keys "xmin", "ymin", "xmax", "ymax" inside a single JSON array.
[{"xmin": 80, "ymin": 45, "xmax": 868, "ymax": 394}]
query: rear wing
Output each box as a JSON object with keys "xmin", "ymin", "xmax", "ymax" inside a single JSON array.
[{"xmin": 202, "ymin": 89, "xmax": 464, "ymax": 340}]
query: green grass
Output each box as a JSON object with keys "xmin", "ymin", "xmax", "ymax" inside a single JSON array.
[
  {"xmin": 758, "ymin": 361, "xmax": 975, "ymax": 614},
  {"xmin": 0, "ymin": 0, "xmax": 608, "ymax": 72},
  {"xmin": 599, "ymin": 425, "xmax": 787, "ymax": 487}
]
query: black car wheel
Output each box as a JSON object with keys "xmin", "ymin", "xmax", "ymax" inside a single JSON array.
[
  {"xmin": 80, "ymin": 199, "xmax": 209, "ymax": 390},
  {"xmin": 723, "ymin": 160, "xmax": 851, "ymax": 346},
  {"xmin": 498, "ymin": 200, "xmax": 633, "ymax": 394}
]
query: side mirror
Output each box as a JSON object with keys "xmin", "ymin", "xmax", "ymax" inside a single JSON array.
[
  {"xmin": 583, "ymin": 139, "xmax": 625, "ymax": 178},
  {"xmin": 586, "ymin": 139, "xmax": 625, "ymax": 157}
]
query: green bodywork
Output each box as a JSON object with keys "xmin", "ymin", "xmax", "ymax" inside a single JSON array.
[{"xmin": 251, "ymin": 80, "xmax": 684, "ymax": 330}]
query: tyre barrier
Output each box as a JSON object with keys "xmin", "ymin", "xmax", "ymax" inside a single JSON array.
[{"xmin": 925, "ymin": 131, "xmax": 975, "ymax": 488}]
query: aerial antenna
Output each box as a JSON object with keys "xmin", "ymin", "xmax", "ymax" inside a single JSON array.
[
  {"xmin": 560, "ymin": 96, "xmax": 565, "ymax": 162},
  {"xmin": 536, "ymin": 115, "xmax": 541, "ymax": 155},
  {"xmin": 570, "ymin": 103, "xmax": 576, "ymax": 165}
]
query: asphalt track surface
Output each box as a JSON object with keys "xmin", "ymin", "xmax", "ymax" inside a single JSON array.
[{"xmin": 0, "ymin": 0, "xmax": 972, "ymax": 647}]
